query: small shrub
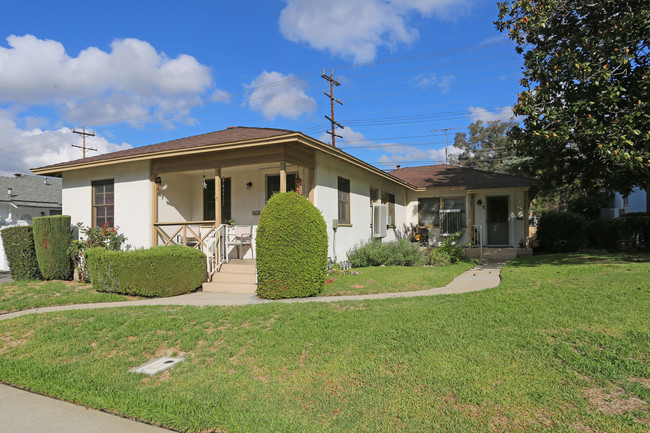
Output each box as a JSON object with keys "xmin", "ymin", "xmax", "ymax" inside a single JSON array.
[
  {"xmin": 68, "ymin": 222, "xmax": 127, "ymax": 281},
  {"xmin": 85, "ymin": 246, "xmax": 206, "ymax": 297},
  {"xmin": 347, "ymin": 238, "xmax": 425, "ymax": 267},
  {"xmin": 32, "ymin": 215, "xmax": 73, "ymax": 280},
  {"xmin": 536, "ymin": 210, "xmax": 587, "ymax": 253},
  {"xmin": 586, "ymin": 218, "xmax": 622, "ymax": 250},
  {"xmin": 426, "ymin": 232, "xmax": 464, "ymax": 265},
  {"xmin": 256, "ymin": 192, "xmax": 328, "ymax": 299},
  {"xmin": 0, "ymin": 226, "xmax": 42, "ymax": 280}
]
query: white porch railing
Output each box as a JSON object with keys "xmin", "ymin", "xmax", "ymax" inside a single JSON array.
[
  {"xmin": 471, "ymin": 225, "xmax": 483, "ymax": 254},
  {"xmin": 153, "ymin": 221, "xmax": 228, "ymax": 281}
]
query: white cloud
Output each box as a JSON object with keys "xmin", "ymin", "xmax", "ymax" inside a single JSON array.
[
  {"xmin": 279, "ymin": 0, "xmax": 472, "ymax": 62},
  {"xmin": 0, "ymin": 35, "xmax": 216, "ymax": 125},
  {"xmin": 414, "ymin": 73, "xmax": 455, "ymax": 93},
  {"xmin": 468, "ymin": 106, "xmax": 516, "ymax": 122},
  {"xmin": 377, "ymin": 144, "xmax": 460, "ymax": 166},
  {"xmin": 319, "ymin": 126, "xmax": 367, "ymax": 146},
  {"xmin": 0, "ymin": 110, "xmax": 132, "ymax": 176},
  {"xmin": 245, "ymin": 71, "xmax": 316, "ymax": 120}
]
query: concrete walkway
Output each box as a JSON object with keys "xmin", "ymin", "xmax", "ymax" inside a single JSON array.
[
  {"xmin": 0, "ymin": 384, "xmax": 175, "ymax": 433},
  {"xmin": 0, "ymin": 260, "xmax": 505, "ymax": 432},
  {"xmin": 0, "ymin": 260, "xmax": 505, "ymax": 322}
]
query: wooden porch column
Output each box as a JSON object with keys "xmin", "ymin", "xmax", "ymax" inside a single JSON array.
[
  {"xmin": 467, "ymin": 193, "xmax": 474, "ymax": 245},
  {"xmin": 151, "ymin": 174, "xmax": 158, "ymax": 247},
  {"xmin": 280, "ymin": 161, "xmax": 287, "ymax": 193},
  {"xmin": 307, "ymin": 167, "xmax": 315, "ymax": 204},
  {"xmin": 523, "ymin": 190, "xmax": 530, "ymax": 243},
  {"xmin": 215, "ymin": 168, "xmax": 222, "ymax": 225}
]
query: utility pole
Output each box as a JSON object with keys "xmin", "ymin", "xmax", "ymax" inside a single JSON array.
[
  {"xmin": 321, "ymin": 69, "xmax": 344, "ymax": 147},
  {"xmin": 72, "ymin": 127, "xmax": 97, "ymax": 159},
  {"xmin": 431, "ymin": 128, "xmax": 454, "ymax": 165}
]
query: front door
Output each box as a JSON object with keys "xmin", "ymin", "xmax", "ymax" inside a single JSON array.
[{"xmin": 487, "ymin": 196, "xmax": 509, "ymax": 245}]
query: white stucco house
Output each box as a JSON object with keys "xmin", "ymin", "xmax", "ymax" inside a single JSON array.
[
  {"xmin": 31, "ymin": 127, "xmax": 534, "ymax": 278},
  {"xmin": 0, "ymin": 174, "xmax": 62, "ymax": 271},
  {"xmin": 599, "ymin": 188, "xmax": 648, "ymax": 218}
]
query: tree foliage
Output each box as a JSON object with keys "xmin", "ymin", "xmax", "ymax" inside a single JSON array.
[
  {"xmin": 450, "ymin": 120, "xmax": 527, "ymax": 174},
  {"xmin": 495, "ymin": 0, "xmax": 650, "ymax": 194}
]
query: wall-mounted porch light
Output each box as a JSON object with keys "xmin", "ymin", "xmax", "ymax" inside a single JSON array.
[{"xmin": 246, "ymin": 182, "xmax": 253, "ymax": 189}]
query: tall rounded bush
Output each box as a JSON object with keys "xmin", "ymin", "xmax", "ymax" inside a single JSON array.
[
  {"xmin": 32, "ymin": 215, "xmax": 73, "ymax": 280},
  {"xmin": 536, "ymin": 210, "xmax": 586, "ymax": 253},
  {"xmin": 256, "ymin": 192, "xmax": 328, "ymax": 299},
  {"xmin": 0, "ymin": 226, "xmax": 42, "ymax": 280}
]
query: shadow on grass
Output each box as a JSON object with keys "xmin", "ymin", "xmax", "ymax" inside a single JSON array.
[{"xmin": 507, "ymin": 252, "xmax": 650, "ymax": 268}]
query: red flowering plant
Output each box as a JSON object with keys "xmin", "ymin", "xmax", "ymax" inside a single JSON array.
[{"xmin": 68, "ymin": 222, "xmax": 127, "ymax": 281}]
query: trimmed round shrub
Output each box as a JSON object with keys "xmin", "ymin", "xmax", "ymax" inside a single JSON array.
[
  {"xmin": 0, "ymin": 226, "xmax": 42, "ymax": 280},
  {"xmin": 536, "ymin": 210, "xmax": 587, "ymax": 253},
  {"xmin": 32, "ymin": 215, "xmax": 73, "ymax": 280},
  {"xmin": 256, "ymin": 192, "xmax": 327, "ymax": 299},
  {"xmin": 85, "ymin": 245, "xmax": 206, "ymax": 297}
]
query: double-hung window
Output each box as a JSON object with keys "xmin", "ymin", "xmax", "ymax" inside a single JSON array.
[
  {"xmin": 338, "ymin": 177, "xmax": 350, "ymax": 224},
  {"xmin": 384, "ymin": 192, "xmax": 395, "ymax": 227},
  {"xmin": 92, "ymin": 179, "xmax": 114, "ymax": 228}
]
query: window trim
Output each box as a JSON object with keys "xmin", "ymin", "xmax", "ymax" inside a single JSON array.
[
  {"xmin": 383, "ymin": 192, "xmax": 396, "ymax": 227},
  {"xmin": 337, "ymin": 176, "xmax": 351, "ymax": 225},
  {"xmin": 92, "ymin": 179, "xmax": 114, "ymax": 228}
]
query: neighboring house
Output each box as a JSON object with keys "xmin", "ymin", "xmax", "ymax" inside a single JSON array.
[
  {"xmin": 31, "ymin": 127, "xmax": 533, "ymax": 276},
  {"xmin": 0, "ymin": 174, "xmax": 62, "ymax": 271},
  {"xmin": 599, "ymin": 188, "xmax": 648, "ymax": 218}
]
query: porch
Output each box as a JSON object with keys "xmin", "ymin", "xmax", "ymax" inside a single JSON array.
[{"xmin": 149, "ymin": 143, "xmax": 315, "ymax": 281}]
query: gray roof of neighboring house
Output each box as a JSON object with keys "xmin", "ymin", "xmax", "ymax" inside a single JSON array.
[{"xmin": 0, "ymin": 174, "xmax": 62, "ymax": 208}]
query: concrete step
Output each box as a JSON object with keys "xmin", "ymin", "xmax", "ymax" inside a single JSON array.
[
  {"xmin": 480, "ymin": 248, "xmax": 518, "ymax": 260},
  {"xmin": 202, "ymin": 282, "xmax": 257, "ymax": 294},
  {"xmin": 220, "ymin": 259, "xmax": 256, "ymax": 274},
  {"xmin": 211, "ymin": 272, "xmax": 257, "ymax": 284}
]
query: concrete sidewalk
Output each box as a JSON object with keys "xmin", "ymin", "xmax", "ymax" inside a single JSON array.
[
  {"xmin": 0, "ymin": 260, "xmax": 505, "ymax": 322},
  {"xmin": 0, "ymin": 384, "xmax": 175, "ymax": 433}
]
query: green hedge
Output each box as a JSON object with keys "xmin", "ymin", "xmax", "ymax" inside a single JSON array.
[
  {"xmin": 32, "ymin": 215, "xmax": 73, "ymax": 280},
  {"xmin": 85, "ymin": 246, "xmax": 206, "ymax": 297},
  {"xmin": 0, "ymin": 226, "xmax": 42, "ymax": 280},
  {"xmin": 256, "ymin": 192, "xmax": 328, "ymax": 299},
  {"xmin": 536, "ymin": 210, "xmax": 587, "ymax": 253},
  {"xmin": 587, "ymin": 214, "xmax": 650, "ymax": 250}
]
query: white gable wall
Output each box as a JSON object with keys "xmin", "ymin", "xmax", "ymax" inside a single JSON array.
[{"xmin": 62, "ymin": 160, "xmax": 151, "ymax": 248}]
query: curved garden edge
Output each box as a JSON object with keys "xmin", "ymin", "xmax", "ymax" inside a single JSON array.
[{"xmin": 0, "ymin": 260, "xmax": 506, "ymax": 322}]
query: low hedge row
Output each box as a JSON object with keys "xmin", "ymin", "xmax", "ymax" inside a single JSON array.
[
  {"xmin": 0, "ymin": 226, "xmax": 42, "ymax": 280},
  {"xmin": 85, "ymin": 246, "xmax": 207, "ymax": 297},
  {"xmin": 536, "ymin": 211, "xmax": 650, "ymax": 252}
]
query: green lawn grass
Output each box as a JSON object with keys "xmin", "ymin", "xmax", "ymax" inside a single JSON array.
[
  {"xmin": 0, "ymin": 280, "xmax": 142, "ymax": 314},
  {"xmin": 0, "ymin": 253, "xmax": 648, "ymax": 432},
  {"xmin": 322, "ymin": 260, "xmax": 478, "ymax": 296}
]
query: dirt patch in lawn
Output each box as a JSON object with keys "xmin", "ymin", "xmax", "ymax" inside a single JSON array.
[{"xmin": 582, "ymin": 385, "xmax": 647, "ymax": 415}]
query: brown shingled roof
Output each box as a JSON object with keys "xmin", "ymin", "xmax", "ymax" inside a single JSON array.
[
  {"xmin": 33, "ymin": 126, "xmax": 296, "ymax": 171},
  {"xmin": 389, "ymin": 164, "xmax": 533, "ymax": 189}
]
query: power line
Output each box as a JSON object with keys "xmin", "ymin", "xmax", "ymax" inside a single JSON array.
[{"xmin": 71, "ymin": 127, "xmax": 97, "ymax": 158}]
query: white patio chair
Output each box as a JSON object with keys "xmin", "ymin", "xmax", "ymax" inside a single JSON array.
[{"xmin": 226, "ymin": 225, "xmax": 253, "ymax": 259}]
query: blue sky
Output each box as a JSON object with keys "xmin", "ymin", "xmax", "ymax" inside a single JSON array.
[{"xmin": 0, "ymin": 0, "xmax": 524, "ymax": 175}]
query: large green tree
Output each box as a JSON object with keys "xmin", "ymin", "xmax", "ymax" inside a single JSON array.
[
  {"xmin": 495, "ymin": 0, "xmax": 650, "ymax": 195},
  {"xmin": 450, "ymin": 119, "xmax": 528, "ymax": 174}
]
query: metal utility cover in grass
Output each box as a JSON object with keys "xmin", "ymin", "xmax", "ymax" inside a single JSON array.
[{"xmin": 129, "ymin": 357, "xmax": 184, "ymax": 376}]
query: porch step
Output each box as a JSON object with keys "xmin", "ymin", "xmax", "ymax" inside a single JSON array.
[
  {"xmin": 202, "ymin": 282, "xmax": 257, "ymax": 294},
  {"xmin": 202, "ymin": 259, "xmax": 257, "ymax": 294},
  {"xmin": 480, "ymin": 248, "xmax": 518, "ymax": 260},
  {"xmin": 219, "ymin": 259, "xmax": 257, "ymax": 274}
]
